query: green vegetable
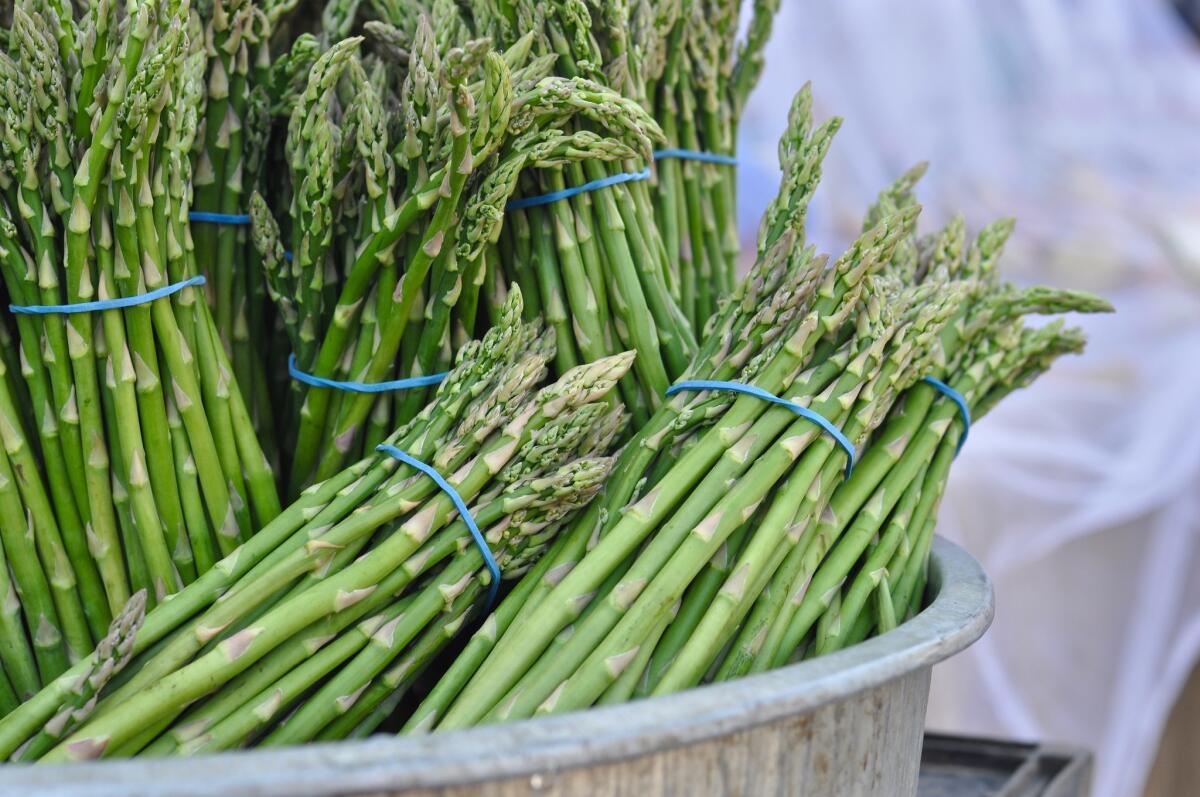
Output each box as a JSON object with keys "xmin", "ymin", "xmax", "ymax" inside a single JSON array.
[
  {"xmin": 413, "ymin": 88, "xmax": 1110, "ymax": 731},
  {"xmin": 0, "ymin": 0, "xmax": 1110, "ymax": 757},
  {"xmin": 0, "ymin": 0, "xmax": 280, "ymax": 704},
  {"xmin": 2, "ymin": 290, "xmax": 630, "ymax": 759}
]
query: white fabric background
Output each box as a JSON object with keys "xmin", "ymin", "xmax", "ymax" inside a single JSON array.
[{"xmin": 734, "ymin": 3, "xmax": 1200, "ymax": 796}]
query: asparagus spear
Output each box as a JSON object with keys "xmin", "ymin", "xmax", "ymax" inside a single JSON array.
[
  {"xmin": 14, "ymin": 590, "xmax": 146, "ymax": 762},
  {"xmin": 0, "ymin": 354, "xmax": 91, "ymax": 665},
  {"xmin": 0, "ymin": 528, "xmax": 41, "ymax": 701}
]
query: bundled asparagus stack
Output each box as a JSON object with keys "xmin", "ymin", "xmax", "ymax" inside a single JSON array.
[
  {"xmin": 0, "ymin": 0, "xmax": 1113, "ymax": 762},
  {"xmin": 362, "ymin": 0, "xmax": 698, "ymax": 428},
  {"xmin": 0, "ymin": 289, "xmax": 633, "ymax": 759},
  {"xmin": 649, "ymin": 0, "xmax": 780, "ymax": 329},
  {"xmin": 399, "ymin": 90, "xmax": 1110, "ymax": 731},
  {"xmin": 0, "ymin": 0, "xmax": 282, "ymax": 709},
  {"xmin": 189, "ymin": 0, "xmax": 290, "ymax": 460},
  {"xmin": 254, "ymin": 22, "xmax": 656, "ymax": 494}
]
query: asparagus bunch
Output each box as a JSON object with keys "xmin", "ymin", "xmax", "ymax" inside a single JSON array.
[
  {"xmin": 188, "ymin": 0, "xmax": 343, "ymax": 464},
  {"xmin": 252, "ymin": 22, "xmax": 652, "ymax": 494},
  {"xmin": 159, "ymin": 450, "xmax": 615, "ymax": 754},
  {"xmin": 0, "ymin": 0, "xmax": 281, "ymax": 698},
  {"xmin": 0, "ymin": 287, "xmax": 634, "ymax": 759},
  {"xmin": 398, "ymin": 88, "xmax": 1110, "ymax": 731},
  {"xmin": 363, "ymin": 0, "xmax": 698, "ymax": 429},
  {"xmin": 0, "ymin": 0, "xmax": 1114, "ymax": 753},
  {"xmin": 397, "ymin": 82, "xmax": 848, "ymax": 731},
  {"xmin": 189, "ymin": 0, "xmax": 284, "ymax": 461},
  {"xmin": 648, "ymin": 0, "xmax": 780, "ymax": 329}
]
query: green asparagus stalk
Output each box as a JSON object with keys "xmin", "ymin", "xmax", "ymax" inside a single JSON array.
[
  {"xmin": 0, "ymin": 529, "xmax": 41, "ymax": 701},
  {"xmin": 14, "ymin": 590, "xmax": 146, "ymax": 762}
]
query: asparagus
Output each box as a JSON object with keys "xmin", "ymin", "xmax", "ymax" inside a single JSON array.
[
  {"xmin": 316, "ymin": 592, "xmax": 472, "ymax": 740},
  {"xmin": 520, "ymin": 283, "xmax": 950, "ymax": 714},
  {"xmin": 815, "ymin": 449, "xmax": 944, "ymax": 656},
  {"xmin": 647, "ymin": 0, "xmax": 784, "ymax": 329},
  {"xmin": 0, "ymin": 528, "xmax": 40, "ymax": 702},
  {"xmin": 0, "ymin": 354, "xmax": 92, "ymax": 664},
  {"xmin": 172, "ymin": 596, "xmax": 424, "ymax": 754},
  {"xmin": 253, "ymin": 25, "xmax": 661, "ymax": 494},
  {"xmin": 192, "ymin": 0, "xmax": 246, "ymax": 361},
  {"xmin": 14, "ymin": 590, "xmax": 146, "ymax": 762},
  {"xmin": 0, "ymin": 1, "xmax": 1115, "ymax": 754},
  {"xmin": 402, "ymin": 520, "xmax": 577, "ymax": 733},
  {"xmin": 434, "ymin": 201, "xmax": 904, "ymax": 728},
  {"xmin": 258, "ymin": 461, "xmax": 609, "ymax": 747},
  {"xmin": 411, "ymin": 79, "xmax": 1109, "ymax": 732},
  {"xmin": 363, "ymin": 0, "xmax": 697, "ymax": 422},
  {"xmin": 0, "ymin": 4, "xmax": 282, "ymax": 661},
  {"xmin": 1, "ymin": 33, "xmax": 111, "ymax": 638},
  {"xmin": 0, "ymin": 667, "xmax": 16, "ymax": 718},
  {"xmin": 44, "ymin": 395, "xmax": 621, "ymax": 757},
  {"xmin": 0, "ymin": 452, "xmax": 366, "ymax": 759},
  {"xmin": 0, "ymin": 375, "xmax": 72, "ymax": 683},
  {"xmin": 0, "ymin": 286, "xmax": 626, "ymax": 760},
  {"xmin": 414, "ymin": 90, "xmax": 848, "ymax": 724}
]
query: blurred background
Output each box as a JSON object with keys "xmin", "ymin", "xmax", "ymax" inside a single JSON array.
[{"xmin": 734, "ymin": 2, "xmax": 1200, "ymax": 797}]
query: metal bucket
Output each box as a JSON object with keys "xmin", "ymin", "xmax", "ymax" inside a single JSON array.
[{"xmin": 4, "ymin": 536, "xmax": 993, "ymax": 797}]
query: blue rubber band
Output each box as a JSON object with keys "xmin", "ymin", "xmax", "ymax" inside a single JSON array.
[
  {"xmin": 922, "ymin": 376, "xmax": 970, "ymax": 454},
  {"xmin": 9, "ymin": 275, "xmax": 207, "ymax": 315},
  {"xmin": 666, "ymin": 380, "xmax": 856, "ymax": 478},
  {"xmin": 288, "ymin": 354, "xmax": 447, "ymax": 394},
  {"xmin": 189, "ymin": 211, "xmax": 250, "ymax": 225},
  {"xmin": 654, "ymin": 148, "xmax": 738, "ymax": 166},
  {"xmin": 506, "ymin": 167, "xmax": 652, "ymax": 211},
  {"xmin": 375, "ymin": 444, "xmax": 500, "ymax": 611}
]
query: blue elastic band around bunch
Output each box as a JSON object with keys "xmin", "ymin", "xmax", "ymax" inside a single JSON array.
[
  {"xmin": 921, "ymin": 376, "xmax": 971, "ymax": 454},
  {"xmin": 288, "ymin": 354, "xmax": 447, "ymax": 394},
  {"xmin": 653, "ymin": 148, "xmax": 738, "ymax": 166},
  {"xmin": 666, "ymin": 380, "xmax": 856, "ymax": 478},
  {"xmin": 9, "ymin": 275, "xmax": 207, "ymax": 315},
  {"xmin": 375, "ymin": 443, "xmax": 500, "ymax": 611},
  {"xmin": 189, "ymin": 211, "xmax": 250, "ymax": 225},
  {"xmin": 506, "ymin": 167, "xmax": 653, "ymax": 211},
  {"xmin": 506, "ymin": 148, "xmax": 736, "ymax": 211}
]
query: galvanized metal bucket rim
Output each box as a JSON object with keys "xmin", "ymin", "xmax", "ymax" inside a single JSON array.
[{"xmin": 3, "ymin": 536, "xmax": 993, "ymax": 797}]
